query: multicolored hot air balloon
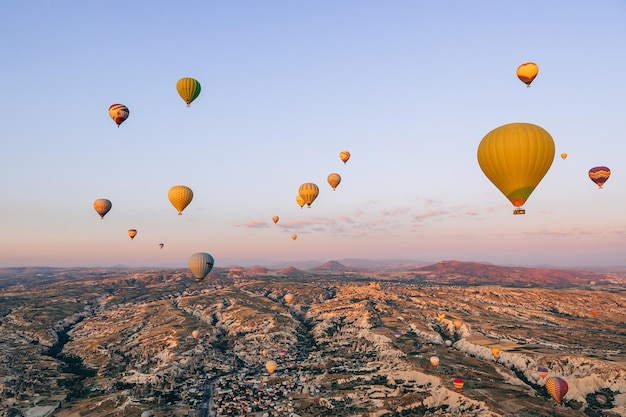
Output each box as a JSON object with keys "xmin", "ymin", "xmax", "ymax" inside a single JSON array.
[
  {"xmin": 128, "ymin": 229, "xmax": 137, "ymax": 240},
  {"xmin": 477, "ymin": 123, "xmax": 555, "ymax": 215},
  {"xmin": 537, "ymin": 367, "xmax": 549, "ymax": 379},
  {"xmin": 298, "ymin": 183, "xmax": 319, "ymax": 207},
  {"xmin": 266, "ymin": 360, "xmax": 277, "ymax": 375},
  {"xmin": 168, "ymin": 185, "xmax": 193, "ymax": 215},
  {"xmin": 516, "ymin": 62, "xmax": 539, "ymax": 87},
  {"xmin": 588, "ymin": 166, "xmax": 610, "ymax": 188},
  {"xmin": 453, "ymin": 378, "xmax": 464, "ymax": 391},
  {"xmin": 429, "ymin": 356, "xmax": 440, "ymax": 368},
  {"xmin": 545, "ymin": 376, "xmax": 568, "ymax": 405},
  {"xmin": 339, "ymin": 151, "xmax": 351, "ymax": 164},
  {"xmin": 284, "ymin": 293, "xmax": 295, "ymax": 305},
  {"xmin": 272, "ymin": 216, "xmax": 279, "ymax": 224},
  {"xmin": 188, "ymin": 252, "xmax": 214, "ymax": 283},
  {"xmin": 159, "ymin": 243, "xmax": 164, "ymax": 249},
  {"xmin": 327, "ymin": 173, "xmax": 341, "ymax": 191},
  {"xmin": 296, "ymin": 195, "xmax": 305, "ymax": 209},
  {"xmin": 94, "ymin": 199, "xmax": 112, "ymax": 219},
  {"xmin": 560, "ymin": 153, "xmax": 568, "ymax": 160},
  {"xmin": 176, "ymin": 78, "xmax": 201, "ymax": 107},
  {"xmin": 109, "ymin": 104, "xmax": 129, "ymax": 127}
]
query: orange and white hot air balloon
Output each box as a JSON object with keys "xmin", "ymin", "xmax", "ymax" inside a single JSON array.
[
  {"xmin": 339, "ymin": 150, "xmax": 351, "ymax": 164},
  {"xmin": 128, "ymin": 229, "xmax": 137, "ymax": 240},
  {"xmin": 429, "ymin": 356, "xmax": 440, "ymax": 368},
  {"xmin": 327, "ymin": 173, "xmax": 341, "ymax": 191},
  {"xmin": 272, "ymin": 216, "xmax": 279, "ymax": 224},
  {"xmin": 192, "ymin": 330, "xmax": 200, "ymax": 339},
  {"xmin": 265, "ymin": 360, "xmax": 277, "ymax": 375},
  {"xmin": 291, "ymin": 234, "xmax": 297, "ymax": 241},
  {"xmin": 168, "ymin": 185, "xmax": 193, "ymax": 215},
  {"xmin": 516, "ymin": 62, "xmax": 538, "ymax": 87},
  {"xmin": 109, "ymin": 104, "xmax": 129, "ymax": 127},
  {"xmin": 285, "ymin": 293, "xmax": 295, "ymax": 305}
]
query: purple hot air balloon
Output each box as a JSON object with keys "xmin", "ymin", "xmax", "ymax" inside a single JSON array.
[{"xmin": 589, "ymin": 166, "xmax": 610, "ymax": 188}]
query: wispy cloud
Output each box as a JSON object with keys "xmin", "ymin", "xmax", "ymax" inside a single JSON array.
[{"xmin": 241, "ymin": 219, "xmax": 268, "ymax": 229}]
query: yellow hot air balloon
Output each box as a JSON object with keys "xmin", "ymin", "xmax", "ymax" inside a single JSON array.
[
  {"xmin": 491, "ymin": 347, "xmax": 500, "ymax": 359},
  {"xmin": 94, "ymin": 199, "xmax": 112, "ymax": 219},
  {"xmin": 108, "ymin": 104, "xmax": 129, "ymax": 127},
  {"xmin": 340, "ymin": 150, "xmax": 351, "ymax": 164},
  {"xmin": 272, "ymin": 216, "xmax": 279, "ymax": 224},
  {"xmin": 296, "ymin": 195, "xmax": 305, "ymax": 209},
  {"xmin": 192, "ymin": 330, "xmax": 200, "ymax": 339},
  {"xmin": 285, "ymin": 293, "xmax": 295, "ymax": 305},
  {"xmin": 298, "ymin": 183, "xmax": 319, "ymax": 207},
  {"xmin": 453, "ymin": 319, "xmax": 462, "ymax": 330},
  {"xmin": 327, "ymin": 173, "xmax": 341, "ymax": 191},
  {"xmin": 265, "ymin": 360, "xmax": 277, "ymax": 375},
  {"xmin": 168, "ymin": 185, "xmax": 193, "ymax": 215},
  {"xmin": 128, "ymin": 229, "xmax": 137, "ymax": 240},
  {"xmin": 516, "ymin": 62, "xmax": 538, "ymax": 87},
  {"xmin": 429, "ymin": 356, "xmax": 440, "ymax": 368},
  {"xmin": 477, "ymin": 123, "xmax": 555, "ymax": 215},
  {"xmin": 261, "ymin": 349, "xmax": 268, "ymax": 357},
  {"xmin": 560, "ymin": 153, "xmax": 568, "ymax": 160},
  {"xmin": 176, "ymin": 78, "xmax": 201, "ymax": 107}
]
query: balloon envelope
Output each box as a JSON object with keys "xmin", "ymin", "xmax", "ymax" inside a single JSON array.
[
  {"xmin": 453, "ymin": 319, "xmax": 462, "ymax": 330},
  {"xmin": 94, "ymin": 199, "xmax": 112, "ymax": 219},
  {"xmin": 296, "ymin": 195, "xmax": 305, "ymax": 208},
  {"xmin": 168, "ymin": 185, "xmax": 193, "ymax": 215},
  {"xmin": 298, "ymin": 183, "xmax": 319, "ymax": 207},
  {"xmin": 560, "ymin": 153, "xmax": 568, "ymax": 160},
  {"xmin": 291, "ymin": 234, "xmax": 297, "ymax": 241},
  {"xmin": 537, "ymin": 367, "xmax": 549, "ymax": 379},
  {"xmin": 176, "ymin": 77, "xmax": 201, "ymax": 106},
  {"xmin": 188, "ymin": 252, "xmax": 214, "ymax": 283},
  {"xmin": 491, "ymin": 347, "xmax": 500, "ymax": 359},
  {"xmin": 429, "ymin": 356, "xmax": 440, "ymax": 367},
  {"xmin": 191, "ymin": 330, "xmax": 200, "ymax": 339},
  {"xmin": 109, "ymin": 104, "xmax": 129, "ymax": 127},
  {"xmin": 453, "ymin": 378, "xmax": 464, "ymax": 391},
  {"xmin": 339, "ymin": 150, "xmax": 351, "ymax": 164},
  {"xmin": 327, "ymin": 173, "xmax": 341, "ymax": 191},
  {"xmin": 477, "ymin": 123, "xmax": 555, "ymax": 214},
  {"xmin": 516, "ymin": 62, "xmax": 539, "ymax": 86},
  {"xmin": 285, "ymin": 293, "xmax": 295, "ymax": 304},
  {"xmin": 265, "ymin": 360, "xmax": 277, "ymax": 375},
  {"xmin": 272, "ymin": 216, "xmax": 279, "ymax": 224},
  {"xmin": 159, "ymin": 243, "xmax": 164, "ymax": 249},
  {"xmin": 589, "ymin": 166, "xmax": 610, "ymax": 188},
  {"xmin": 545, "ymin": 376, "xmax": 568, "ymax": 404},
  {"xmin": 128, "ymin": 229, "xmax": 137, "ymax": 240}
]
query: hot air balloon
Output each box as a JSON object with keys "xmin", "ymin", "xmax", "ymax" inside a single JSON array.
[
  {"xmin": 266, "ymin": 360, "xmax": 277, "ymax": 375},
  {"xmin": 176, "ymin": 77, "xmax": 201, "ymax": 107},
  {"xmin": 429, "ymin": 356, "xmax": 440, "ymax": 368},
  {"xmin": 188, "ymin": 252, "xmax": 214, "ymax": 283},
  {"xmin": 159, "ymin": 243, "xmax": 164, "ymax": 249},
  {"xmin": 284, "ymin": 293, "xmax": 295, "ymax": 305},
  {"xmin": 261, "ymin": 349, "xmax": 268, "ymax": 357},
  {"xmin": 545, "ymin": 376, "xmax": 568, "ymax": 405},
  {"xmin": 272, "ymin": 216, "xmax": 279, "ymax": 224},
  {"xmin": 453, "ymin": 319, "xmax": 462, "ymax": 330},
  {"xmin": 445, "ymin": 340, "xmax": 453, "ymax": 347},
  {"xmin": 168, "ymin": 185, "xmax": 193, "ymax": 215},
  {"xmin": 109, "ymin": 104, "xmax": 129, "ymax": 127},
  {"xmin": 339, "ymin": 151, "xmax": 351, "ymax": 164},
  {"xmin": 453, "ymin": 378, "xmax": 464, "ymax": 391},
  {"xmin": 589, "ymin": 166, "xmax": 610, "ymax": 188},
  {"xmin": 94, "ymin": 199, "xmax": 112, "ymax": 219},
  {"xmin": 327, "ymin": 173, "xmax": 341, "ymax": 191},
  {"xmin": 590, "ymin": 308, "xmax": 598, "ymax": 318},
  {"xmin": 296, "ymin": 195, "xmax": 305, "ymax": 209},
  {"xmin": 516, "ymin": 62, "xmax": 538, "ymax": 87},
  {"xmin": 291, "ymin": 234, "xmax": 297, "ymax": 241},
  {"xmin": 394, "ymin": 331, "xmax": 402, "ymax": 338},
  {"xmin": 298, "ymin": 183, "xmax": 319, "ymax": 207},
  {"xmin": 537, "ymin": 367, "xmax": 549, "ymax": 379},
  {"xmin": 128, "ymin": 229, "xmax": 137, "ymax": 240},
  {"xmin": 477, "ymin": 123, "xmax": 555, "ymax": 215},
  {"xmin": 561, "ymin": 153, "xmax": 568, "ymax": 160},
  {"xmin": 491, "ymin": 347, "xmax": 500, "ymax": 359},
  {"xmin": 192, "ymin": 330, "xmax": 200, "ymax": 339}
]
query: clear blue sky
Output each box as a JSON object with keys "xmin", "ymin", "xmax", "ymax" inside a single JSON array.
[{"xmin": 1, "ymin": 1, "xmax": 625, "ymax": 268}]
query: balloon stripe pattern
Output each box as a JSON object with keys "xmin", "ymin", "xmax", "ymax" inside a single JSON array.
[
  {"xmin": 477, "ymin": 123, "xmax": 555, "ymax": 210},
  {"xmin": 545, "ymin": 376, "xmax": 568, "ymax": 405},
  {"xmin": 588, "ymin": 166, "xmax": 610, "ymax": 188},
  {"xmin": 108, "ymin": 104, "xmax": 129, "ymax": 127},
  {"xmin": 298, "ymin": 183, "xmax": 319, "ymax": 207},
  {"xmin": 176, "ymin": 78, "xmax": 201, "ymax": 107},
  {"xmin": 93, "ymin": 199, "xmax": 112, "ymax": 219}
]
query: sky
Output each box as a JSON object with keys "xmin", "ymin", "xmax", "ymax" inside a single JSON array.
[{"xmin": 1, "ymin": 1, "xmax": 626, "ymax": 268}]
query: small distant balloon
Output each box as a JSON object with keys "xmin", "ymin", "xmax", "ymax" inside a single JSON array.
[
  {"xmin": 298, "ymin": 183, "xmax": 319, "ymax": 208},
  {"xmin": 589, "ymin": 166, "xmax": 610, "ymax": 188},
  {"xmin": 453, "ymin": 378, "xmax": 464, "ymax": 391},
  {"xmin": 560, "ymin": 153, "xmax": 568, "ymax": 160},
  {"xmin": 188, "ymin": 252, "xmax": 214, "ymax": 283},
  {"xmin": 176, "ymin": 77, "xmax": 201, "ymax": 107},
  {"xmin": 327, "ymin": 173, "xmax": 341, "ymax": 191},
  {"xmin": 291, "ymin": 234, "xmax": 297, "ymax": 241},
  {"xmin": 339, "ymin": 151, "xmax": 351, "ymax": 164},
  {"xmin": 284, "ymin": 293, "xmax": 295, "ymax": 304},
  {"xmin": 445, "ymin": 340, "xmax": 452, "ymax": 347},
  {"xmin": 296, "ymin": 195, "xmax": 306, "ymax": 209},
  {"xmin": 394, "ymin": 331, "xmax": 402, "ymax": 338},
  {"xmin": 516, "ymin": 62, "xmax": 539, "ymax": 87},
  {"xmin": 537, "ymin": 367, "xmax": 549, "ymax": 379},
  {"xmin": 491, "ymin": 347, "xmax": 500, "ymax": 359},
  {"xmin": 168, "ymin": 185, "xmax": 193, "ymax": 215},
  {"xmin": 429, "ymin": 356, "xmax": 440, "ymax": 368},
  {"xmin": 128, "ymin": 229, "xmax": 137, "ymax": 240},
  {"xmin": 94, "ymin": 199, "xmax": 112, "ymax": 219},
  {"xmin": 261, "ymin": 349, "xmax": 268, "ymax": 357},
  {"xmin": 453, "ymin": 319, "xmax": 462, "ymax": 330},
  {"xmin": 272, "ymin": 216, "xmax": 279, "ymax": 224},
  {"xmin": 266, "ymin": 360, "xmax": 277, "ymax": 375},
  {"xmin": 590, "ymin": 308, "xmax": 598, "ymax": 318},
  {"xmin": 191, "ymin": 330, "xmax": 200, "ymax": 339},
  {"xmin": 109, "ymin": 104, "xmax": 129, "ymax": 127},
  {"xmin": 159, "ymin": 243, "xmax": 164, "ymax": 250},
  {"xmin": 545, "ymin": 376, "xmax": 568, "ymax": 405}
]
